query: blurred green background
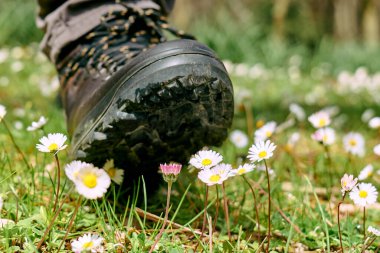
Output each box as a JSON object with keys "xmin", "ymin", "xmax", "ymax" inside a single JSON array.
[{"xmin": 2, "ymin": 0, "xmax": 380, "ymax": 72}]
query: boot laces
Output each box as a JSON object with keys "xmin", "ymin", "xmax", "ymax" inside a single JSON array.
[{"xmin": 58, "ymin": 2, "xmax": 195, "ymax": 84}]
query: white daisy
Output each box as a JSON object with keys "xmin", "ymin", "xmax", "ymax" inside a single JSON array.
[
  {"xmin": 374, "ymin": 144, "xmax": 380, "ymax": 156},
  {"xmin": 36, "ymin": 133, "xmax": 68, "ymax": 154},
  {"xmin": 254, "ymin": 121, "xmax": 277, "ymax": 141},
  {"xmin": 369, "ymin": 117, "xmax": 380, "ymax": 129},
  {"xmin": 71, "ymin": 233, "xmax": 104, "ymax": 253},
  {"xmin": 311, "ymin": 127, "xmax": 336, "ymax": 146},
  {"xmin": 343, "ymin": 132, "xmax": 365, "ymax": 157},
  {"xmin": 189, "ymin": 150, "xmax": 223, "ymax": 170},
  {"xmin": 65, "ymin": 160, "xmax": 93, "ymax": 182},
  {"xmin": 27, "ymin": 116, "xmax": 48, "ymax": 131},
  {"xmin": 358, "ymin": 164, "xmax": 374, "ymax": 181},
  {"xmin": 0, "ymin": 104, "xmax": 6, "ymax": 122},
  {"xmin": 198, "ymin": 163, "xmax": 232, "ymax": 186},
  {"xmin": 75, "ymin": 165, "xmax": 111, "ymax": 199},
  {"xmin": 340, "ymin": 174, "xmax": 358, "ymax": 195},
  {"xmin": 229, "ymin": 130, "xmax": 249, "ymax": 148},
  {"xmin": 103, "ymin": 159, "xmax": 124, "ymax": 185},
  {"xmin": 361, "ymin": 109, "xmax": 375, "ymax": 123},
  {"xmin": 285, "ymin": 132, "xmax": 300, "ymax": 151},
  {"xmin": 368, "ymin": 226, "xmax": 380, "ymax": 236},
  {"xmin": 289, "ymin": 103, "xmax": 305, "ymax": 121},
  {"xmin": 349, "ymin": 183, "xmax": 378, "ymax": 207},
  {"xmin": 230, "ymin": 163, "xmax": 255, "ymax": 176},
  {"xmin": 0, "ymin": 218, "xmax": 14, "ymax": 228},
  {"xmin": 308, "ymin": 110, "xmax": 331, "ymax": 128},
  {"xmin": 248, "ymin": 140, "xmax": 277, "ymax": 162}
]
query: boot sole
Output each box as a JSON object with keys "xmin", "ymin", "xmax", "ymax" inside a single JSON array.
[{"xmin": 71, "ymin": 39, "xmax": 234, "ymax": 180}]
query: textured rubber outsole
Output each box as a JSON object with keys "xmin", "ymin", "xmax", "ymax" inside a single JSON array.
[{"xmin": 70, "ymin": 40, "xmax": 234, "ymax": 183}]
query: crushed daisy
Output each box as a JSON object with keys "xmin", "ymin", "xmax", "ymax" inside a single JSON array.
[
  {"xmin": 27, "ymin": 116, "xmax": 48, "ymax": 131},
  {"xmin": 103, "ymin": 159, "xmax": 124, "ymax": 185}
]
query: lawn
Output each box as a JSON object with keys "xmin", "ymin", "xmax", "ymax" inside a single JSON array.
[{"xmin": 0, "ymin": 41, "xmax": 379, "ymax": 252}]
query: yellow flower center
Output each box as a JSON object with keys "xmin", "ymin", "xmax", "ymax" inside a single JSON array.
[
  {"xmin": 258, "ymin": 151, "xmax": 267, "ymax": 158},
  {"xmin": 265, "ymin": 131, "xmax": 272, "ymax": 137},
  {"xmin": 342, "ymin": 181, "xmax": 347, "ymax": 187},
  {"xmin": 107, "ymin": 168, "xmax": 116, "ymax": 178},
  {"xmin": 256, "ymin": 120, "xmax": 264, "ymax": 128},
  {"xmin": 209, "ymin": 174, "xmax": 221, "ymax": 183},
  {"xmin": 238, "ymin": 168, "xmax": 246, "ymax": 175},
  {"xmin": 48, "ymin": 143, "xmax": 58, "ymax": 152},
  {"xmin": 359, "ymin": 190, "xmax": 368, "ymax": 198},
  {"xmin": 318, "ymin": 118, "xmax": 326, "ymax": 127},
  {"xmin": 83, "ymin": 241, "xmax": 94, "ymax": 249},
  {"xmin": 322, "ymin": 135, "xmax": 328, "ymax": 143},
  {"xmin": 83, "ymin": 173, "xmax": 97, "ymax": 188},
  {"xmin": 284, "ymin": 143, "xmax": 292, "ymax": 152},
  {"xmin": 349, "ymin": 139, "xmax": 357, "ymax": 147},
  {"xmin": 201, "ymin": 159, "xmax": 212, "ymax": 166}
]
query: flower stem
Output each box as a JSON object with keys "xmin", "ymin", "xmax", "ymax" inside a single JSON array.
[
  {"xmin": 337, "ymin": 193, "xmax": 346, "ymax": 253},
  {"xmin": 150, "ymin": 181, "xmax": 172, "ymax": 253},
  {"xmin": 212, "ymin": 185, "xmax": 220, "ymax": 232},
  {"xmin": 264, "ymin": 160, "xmax": 271, "ymax": 253},
  {"xmin": 195, "ymin": 186, "xmax": 209, "ymax": 250},
  {"xmin": 53, "ymin": 154, "xmax": 61, "ymax": 212},
  {"xmin": 37, "ymin": 187, "xmax": 74, "ymax": 250},
  {"xmin": 242, "ymin": 175, "xmax": 260, "ymax": 242},
  {"xmin": 363, "ymin": 207, "xmax": 366, "ymax": 237},
  {"xmin": 57, "ymin": 195, "xmax": 82, "ymax": 252},
  {"xmin": 361, "ymin": 237, "xmax": 377, "ymax": 253},
  {"xmin": 222, "ymin": 182, "xmax": 231, "ymax": 241},
  {"xmin": 2, "ymin": 120, "xmax": 32, "ymax": 170},
  {"xmin": 243, "ymin": 101, "xmax": 254, "ymax": 137}
]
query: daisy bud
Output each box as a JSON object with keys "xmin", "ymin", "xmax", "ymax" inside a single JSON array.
[{"xmin": 160, "ymin": 163, "xmax": 182, "ymax": 183}]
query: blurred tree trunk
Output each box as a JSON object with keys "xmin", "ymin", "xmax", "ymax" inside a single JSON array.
[
  {"xmin": 363, "ymin": 0, "xmax": 380, "ymax": 46},
  {"xmin": 272, "ymin": 0, "xmax": 290, "ymax": 42},
  {"xmin": 333, "ymin": 0, "xmax": 360, "ymax": 41},
  {"xmin": 309, "ymin": 0, "xmax": 334, "ymax": 36}
]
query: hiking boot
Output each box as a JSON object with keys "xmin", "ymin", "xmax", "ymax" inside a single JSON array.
[{"xmin": 57, "ymin": 3, "xmax": 234, "ymax": 182}]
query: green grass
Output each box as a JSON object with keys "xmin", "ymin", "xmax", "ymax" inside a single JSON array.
[{"xmin": 0, "ymin": 43, "xmax": 380, "ymax": 252}]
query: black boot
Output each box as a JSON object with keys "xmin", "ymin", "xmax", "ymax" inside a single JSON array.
[{"xmin": 57, "ymin": 3, "xmax": 234, "ymax": 183}]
